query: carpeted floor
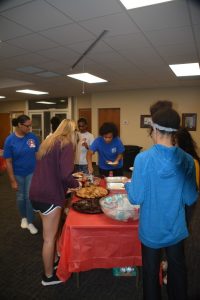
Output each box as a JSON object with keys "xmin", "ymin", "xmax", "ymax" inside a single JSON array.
[{"xmin": 0, "ymin": 172, "xmax": 199, "ymax": 300}]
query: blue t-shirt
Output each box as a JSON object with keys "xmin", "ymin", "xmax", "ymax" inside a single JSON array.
[
  {"xmin": 3, "ymin": 132, "xmax": 39, "ymax": 176},
  {"xmin": 89, "ymin": 136, "xmax": 125, "ymax": 170}
]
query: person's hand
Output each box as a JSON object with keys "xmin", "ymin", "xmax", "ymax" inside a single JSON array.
[
  {"xmin": 82, "ymin": 138, "xmax": 89, "ymax": 149},
  {"xmin": 67, "ymin": 181, "xmax": 82, "ymax": 193},
  {"xmin": 11, "ymin": 180, "xmax": 18, "ymax": 191},
  {"xmin": 122, "ymin": 177, "xmax": 129, "ymax": 183}
]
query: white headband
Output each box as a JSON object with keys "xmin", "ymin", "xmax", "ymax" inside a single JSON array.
[{"xmin": 151, "ymin": 121, "xmax": 178, "ymax": 132}]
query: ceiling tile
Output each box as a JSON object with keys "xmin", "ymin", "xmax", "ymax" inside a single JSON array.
[
  {"xmin": 0, "ymin": 0, "xmax": 30, "ymax": 12},
  {"xmin": 0, "ymin": 42, "xmax": 28, "ymax": 58},
  {"xmin": 104, "ymin": 32, "xmax": 151, "ymax": 50},
  {"xmin": 67, "ymin": 40, "xmax": 112, "ymax": 55},
  {"xmin": 6, "ymin": 33, "xmax": 58, "ymax": 51},
  {"xmin": 80, "ymin": 12, "xmax": 140, "ymax": 37},
  {"xmin": 194, "ymin": 25, "xmax": 200, "ymax": 51},
  {"xmin": 0, "ymin": 16, "xmax": 31, "ymax": 40},
  {"xmin": 1, "ymin": 0, "xmax": 72, "ymax": 32},
  {"xmin": 36, "ymin": 71, "xmax": 61, "ymax": 78},
  {"xmin": 40, "ymin": 23, "xmax": 94, "ymax": 45},
  {"xmin": 37, "ymin": 46, "xmax": 79, "ymax": 66},
  {"xmin": 156, "ymin": 43, "xmax": 197, "ymax": 61},
  {"xmin": 146, "ymin": 26, "xmax": 194, "ymax": 46},
  {"xmin": 46, "ymin": 0, "xmax": 123, "ymax": 21},
  {"xmin": 13, "ymin": 53, "xmax": 50, "ymax": 65},
  {"xmin": 121, "ymin": 47, "xmax": 166, "ymax": 67},
  {"xmin": 129, "ymin": 0, "xmax": 190, "ymax": 31},
  {"xmin": 189, "ymin": 0, "xmax": 200, "ymax": 25}
]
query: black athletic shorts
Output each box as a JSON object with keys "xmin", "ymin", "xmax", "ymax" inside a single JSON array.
[{"xmin": 31, "ymin": 201, "xmax": 61, "ymax": 215}]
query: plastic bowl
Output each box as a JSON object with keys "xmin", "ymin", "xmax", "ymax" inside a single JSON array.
[{"xmin": 100, "ymin": 194, "xmax": 140, "ymax": 222}]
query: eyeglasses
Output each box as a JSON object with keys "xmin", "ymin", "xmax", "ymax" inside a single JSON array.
[{"xmin": 21, "ymin": 123, "xmax": 32, "ymax": 128}]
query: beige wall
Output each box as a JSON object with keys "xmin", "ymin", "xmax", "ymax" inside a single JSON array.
[
  {"xmin": 1, "ymin": 86, "xmax": 199, "ymax": 153},
  {"xmin": 74, "ymin": 94, "xmax": 91, "ymax": 120},
  {"xmin": 77, "ymin": 86, "xmax": 200, "ymax": 153},
  {"xmin": 0, "ymin": 100, "xmax": 26, "ymax": 114}
]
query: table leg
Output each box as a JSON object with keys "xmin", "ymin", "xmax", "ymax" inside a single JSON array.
[
  {"xmin": 136, "ymin": 266, "xmax": 142, "ymax": 288},
  {"xmin": 75, "ymin": 272, "xmax": 80, "ymax": 288}
]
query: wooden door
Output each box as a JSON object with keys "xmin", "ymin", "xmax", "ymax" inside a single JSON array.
[
  {"xmin": 78, "ymin": 108, "xmax": 92, "ymax": 132},
  {"xmin": 0, "ymin": 113, "xmax": 11, "ymax": 148},
  {"xmin": 98, "ymin": 108, "xmax": 120, "ymax": 136}
]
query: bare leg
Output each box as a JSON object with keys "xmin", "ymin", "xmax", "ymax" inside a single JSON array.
[{"xmin": 40, "ymin": 208, "xmax": 62, "ymax": 277}]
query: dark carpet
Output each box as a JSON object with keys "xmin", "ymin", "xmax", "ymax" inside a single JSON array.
[{"xmin": 0, "ymin": 172, "xmax": 199, "ymax": 300}]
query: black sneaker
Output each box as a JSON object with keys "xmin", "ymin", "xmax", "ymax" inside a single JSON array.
[{"xmin": 41, "ymin": 273, "xmax": 63, "ymax": 286}]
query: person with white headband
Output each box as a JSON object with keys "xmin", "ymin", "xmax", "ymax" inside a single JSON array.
[{"xmin": 125, "ymin": 107, "xmax": 198, "ymax": 300}]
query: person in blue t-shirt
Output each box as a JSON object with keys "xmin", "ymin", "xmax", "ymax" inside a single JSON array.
[
  {"xmin": 3, "ymin": 115, "xmax": 39, "ymax": 234},
  {"xmin": 125, "ymin": 108, "xmax": 198, "ymax": 300},
  {"xmin": 87, "ymin": 122, "xmax": 125, "ymax": 176}
]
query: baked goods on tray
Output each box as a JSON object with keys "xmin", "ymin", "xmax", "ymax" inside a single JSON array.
[
  {"xmin": 76, "ymin": 186, "xmax": 108, "ymax": 199},
  {"xmin": 72, "ymin": 198, "xmax": 103, "ymax": 214}
]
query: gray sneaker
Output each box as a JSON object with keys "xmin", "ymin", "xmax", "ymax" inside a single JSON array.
[
  {"xmin": 28, "ymin": 223, "xmax": 38, "ymax": 234},
  {"xmin": 21, "ymin": 218, "xmax": 28, "ymax": 229}
]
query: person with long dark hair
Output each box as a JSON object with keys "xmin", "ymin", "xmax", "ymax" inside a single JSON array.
[
  {"xmin": 175, "ymin": 127, "xmax": 199, "ymax": 167},
  {"xmin": 125, "ymin": 108, "xmax": 198, "ymax": 300},
  {"xmin": 175, "ymin": 127, "xmax": 200, "ymax": 226},
  {"xmin": 3, "ymin": 114, "xmax": 39, "ymax": 234}
]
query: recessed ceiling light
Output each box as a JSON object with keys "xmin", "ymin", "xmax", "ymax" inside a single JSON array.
[
  {"xmin": 169, "ymin": 63, "xmax": 200, "ymax": 77},
  {"xmin": 119, "ymin": 0, "xmax": 174, "ymax": 9},
  {"xmin": 36, "ymin": 71, "xmax": 60, "ymax": 78},
  {"xmin": 36, "ymin": 101, "xmax": 56, "ymax": 104},
  {"xmin": 17, "ymin": 66, "xmax": 44, "ymax": 74},
  {"xmin": 0, "ymin": 96, "xmax": 6, "ymax": 98},
  {"xmin": 67, "ymin": 73, "xmax": 107, "ymax": 83},
  {"xmin": 16, "ymin": 89, "xmax": 49, "ymax": 95}
]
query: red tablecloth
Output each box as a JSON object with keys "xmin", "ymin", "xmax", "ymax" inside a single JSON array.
[{"xmin": 57, "ymin": 185, "xmax": 142, "ymax": 282}]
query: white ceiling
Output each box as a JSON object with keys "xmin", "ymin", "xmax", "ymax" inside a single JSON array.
[{"xmin": 0, "ymin": 0, "xmax": 200, "ymax": 102}]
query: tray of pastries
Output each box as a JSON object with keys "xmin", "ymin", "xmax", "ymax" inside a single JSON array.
[{"xmin": 76, "ymin": 186, "xmax": 108, "ymax": 199}]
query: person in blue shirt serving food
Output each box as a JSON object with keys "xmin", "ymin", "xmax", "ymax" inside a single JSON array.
[
  {"xmin": 87, "ymin": 122, "xmax": 125, "ymax": 176},
  {"xmin": 125, "ymin": 107, "xmax": 198, "ymax": 300}
]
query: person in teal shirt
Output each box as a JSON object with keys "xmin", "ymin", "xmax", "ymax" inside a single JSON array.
[{"xmin": 125, "ymin": 108, "xmax": 198, "ymax": 300}]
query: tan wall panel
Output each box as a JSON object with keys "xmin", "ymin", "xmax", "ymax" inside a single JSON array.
[{"xmin": 0, "ymin": 100, "xmax": 26, "ymax": 113}]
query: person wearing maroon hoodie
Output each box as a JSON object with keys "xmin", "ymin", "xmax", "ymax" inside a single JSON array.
[{"xmin": 30, "ymin": 119, "xmax": 80, "ymax": 286}]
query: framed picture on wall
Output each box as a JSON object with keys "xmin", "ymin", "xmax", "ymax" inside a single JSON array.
[
  {"xmin": 182, "ymin": 113, "xmax": 197, "ymax": 131},
  {"xmin": 140, "ymin": 115, "xmax": 152, "ymax": 128}
]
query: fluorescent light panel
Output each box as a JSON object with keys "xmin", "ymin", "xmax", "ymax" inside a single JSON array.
[
  {"xmin": 16, "ymin": 89, "xmax": 49, "ymax": 95},
  {"xmin": 119, "ymin": 0, "xmax": 174, "ymax": 9},
  {"xmin": 67, "ymin": 73, "xmax": 107, "ymax": 83},
  {"xmin": 169, "ymin": 63, "xmax": 200, "ymax": 77},
  {"xmin": 36, "ymin": 101, "xmax": 56, "ymax": 104},
  {"xmin": 0, "ymin": 96, "xmax": 6, "ymax": 98}
]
